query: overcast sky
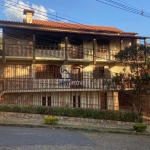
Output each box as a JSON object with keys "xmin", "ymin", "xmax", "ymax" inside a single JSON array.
[{"xmin": 1, "ymin": 0, "xmax": 150, "ymax": 41}]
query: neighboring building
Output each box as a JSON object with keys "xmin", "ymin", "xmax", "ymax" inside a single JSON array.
[{"xmin": 0, "ymin": 9, "xmax": 148, "ymax": 110}]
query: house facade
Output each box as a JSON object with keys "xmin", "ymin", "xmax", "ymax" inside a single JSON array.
[{"xmin": 0, "ymin": 9, "xmax": 148, "ymax": 110}]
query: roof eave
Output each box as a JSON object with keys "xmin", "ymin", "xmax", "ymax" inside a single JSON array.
[{"xmin": 0, "ymin": 21, "xmax": 147, "ymax": 39}]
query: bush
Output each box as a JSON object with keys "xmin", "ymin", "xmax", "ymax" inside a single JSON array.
[
  {"xmin": 44, "ymin": 116, "xmax": 58, "ymax": 125},
  {"xmin": 0, "ymin": 105, "xmax": 142, "ymax": 123},
  {"xmin": 133, "ymin": 123, "xmax": 147, "ymax": 132}
]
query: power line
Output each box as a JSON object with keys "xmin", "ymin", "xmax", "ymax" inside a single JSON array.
[
  {"xmin": 96, "ymin": 0, "xmax": 150, "ymax": 19},
  {"xmin": 0, "ymin": 0, "xmax": 109, "ymax": 36},
  {"xmin": 105, "ymin": 0, "xmax": 150, "ymax": 16},
  {"xmin": 0, "ymin": 0, "xmax": 147, "ymax": 59},
  {"xmin": 116, "ymin": 0, "xmax": 150, "ymax": 15},
  {"xmin": 2, "ymin": 0, "xmax": 93, "ymax": 26}
]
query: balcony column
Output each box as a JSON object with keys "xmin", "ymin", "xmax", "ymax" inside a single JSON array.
[
  {"xmin": 65, "ymin": 36, "xmax": 68, "ymax": 60},
  {"xmin": 144, "ymin": 38, "xmax": 147, "ymax": 64},
  {"xmin": 144, "ymin": 38, "xmax": 147, "ymax": 47},
  {"xmin": 2, "ymin": 28, "xmax": 6, "ymax": 63},
  {"xmin": 93, "ymin": 38, "xmax": 96, "ymax": 64},
  {"xmin": 108, "ymin": 44, "xmax": 111, "ymax": 60},
  {"xmin": 107, "ymin": 91, "xmax": 119, "ymax": 110},
  {"xmin": 33, "ymin": 33, "xmax": 36, "ymax": 63},
  {"xmin": 120, "ymin": 38, "xmax": 122, "ymax": 50},
  {"xmin": 131, "ymin": 38, "xmax": 134, "ymax": 46}
]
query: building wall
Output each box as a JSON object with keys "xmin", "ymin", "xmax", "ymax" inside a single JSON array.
[
  {"xmin": 1, "ymin": 29, "xmax": 136, "ymax": 111},
  {"xmin": 0, "ymin": 91, "xmax": 118, "ymax": 110}
]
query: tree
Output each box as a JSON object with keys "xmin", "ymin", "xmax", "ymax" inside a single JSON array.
[{"xmin": 111, "ymin": 44, "xmax": 150, "ymax": 123}]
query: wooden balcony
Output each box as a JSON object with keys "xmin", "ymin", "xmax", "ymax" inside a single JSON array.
[
  {"xmin": 35, "ymin": 45, "xmax": 65, "ymax": 60},
  {"xmin": 3, "ymin": 44, "xmax": 118, "ymax": 62},
  {"xmin": 2, "ymin": 78, "xmax": 115, "ymax": 92},
  {"xmin": 5, "ymin": 44, "xmax": 33, "ymax": 59},
  {"xmin": 96, "ymin": 50, "xmax": 109, "ymax": 61},
  {"xmin": 96, "ymin": 50, "xmax": 118, "ymax": 61},
  {"xmin": 68, "ymin": 47, "xmax": 93, "ymax": 62}
]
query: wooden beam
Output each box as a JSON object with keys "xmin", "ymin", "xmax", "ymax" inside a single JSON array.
[
  {"xmin": 144, "ymin": 38, "xmax": 147, "ymax": 47},
  {"xmin": 93, "ymin": 38, "xmax": 96, "ymax": 64},
  {"xmin": 86, "ymin": 91, "xmax": 88, "ymax": 109},
  {"xmin": 2, "ymin": 28, "xmax": 5, "ymax": 63},
  {"xmin": 131, "ymin": 38, "xmax": 133, "ymax": 46},
  {"xmin": 33, "ymin": 33, "xmax": 36, "ymax": 63},
  {"xmin": 120, "ymin": 38, "xmax": 122, "ymax": 50},
  {"xmin": 144, "ymin": 38, "xmax": 147, "ymax": 64},
  {"xmin": 65, "ymin": 36, "xmax": 68, "ymax": 60}
]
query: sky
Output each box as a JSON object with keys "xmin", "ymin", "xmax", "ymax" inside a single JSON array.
[{"xmin": 1, "ymin": 0, "xmax": 150, "ymax": 42}]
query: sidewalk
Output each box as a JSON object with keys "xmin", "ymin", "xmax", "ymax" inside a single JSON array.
[{"xmin": 0, "ymin": 120, "xmax": 150, "ymax": 136}]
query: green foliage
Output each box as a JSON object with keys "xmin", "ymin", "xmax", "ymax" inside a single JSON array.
[
  {"xmin": 0, "ymin": 105, "xmax": 142, "ymax": 122},
  {"xmin": 133, "ymin": 123, "xmax": 147, "ymax": 132},
  {"xmin": 0, "ymin": 105, "xmax": 11, "ymax": 112},
  {"xmin": 112, "ymin": 44, "xmax": 150, "ymax": 123},
  {"xmin": 44, "ymin": 116, "xmax": 58, "ymax": 125}
]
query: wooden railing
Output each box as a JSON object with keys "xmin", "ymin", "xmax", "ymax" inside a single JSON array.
[
  {"xmin": 68, "ymin": 47, "xmax": 93, "ymax": 60},
  {"xmin": 5, "ymin": 44, "xmax": 33, "ymax": 57},
  {"xmin": 4, "ymin": 44, "xmax": 119, "ymax": 61},
  {"xmin": 2, "ymin": 78, "xmax": 116, "ymax": 90},
  {"xmin": 35, "ymin": 45, "xmax": 65, "ymax": 59}
]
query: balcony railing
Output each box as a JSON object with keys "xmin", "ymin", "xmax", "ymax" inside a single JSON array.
[
  {"xmin": 35, "ymin": 45, "xmax": 65, "ymax": 59},
  {"xmin": 4, "ymin": 44, "xmax": 119, "ymax": 61},
  {"xmin": 5, "ymin": 44, "xmax": 33, "ymax": 57},
  {"xmin": 68, "ymin": 47, "xmax": 93, "ymax": 60},
  {"xmin": 96, "ymin": 50, "xmax": 109, "ymax": 60},
  {"xmin": 3, "ymin": 78, "xmax": 116, "ymax": 91}
]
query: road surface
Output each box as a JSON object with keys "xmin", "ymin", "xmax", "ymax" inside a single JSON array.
[{"xmin": 0, "ymin": 126, "xmax": 150, "ymax": 150}]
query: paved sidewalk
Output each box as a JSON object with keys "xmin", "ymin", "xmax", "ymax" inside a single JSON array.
[{"xmin": 0, "ymin": 120, "xmax": 149, "ymax": 136}]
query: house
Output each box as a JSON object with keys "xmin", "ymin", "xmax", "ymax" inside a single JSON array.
[{"xmin": 0, "ymin": 9, "xmax": 148, "ymax": 110}]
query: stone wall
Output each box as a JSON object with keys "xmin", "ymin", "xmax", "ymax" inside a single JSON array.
[{"xmin": 0, "ymin": 112, "xmax": 133, "ymax": 127}]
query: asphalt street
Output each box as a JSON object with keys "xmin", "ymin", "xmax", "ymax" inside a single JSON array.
[
  {"xmin": 0, "ymin": 126, "xmax": 94, "ymax": 147},
  {"xmin": 0, "ymin": 126, "xmax": 150, "ymax": 150}
]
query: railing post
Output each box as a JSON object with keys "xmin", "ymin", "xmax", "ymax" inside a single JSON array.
[
  {"xmin": 33, "ymin": 33, "xmax": 36, "ymax": 63},
  {"xmin": 65, "ymin": 36, "xmax": 68, "ymax": 60},
  {"xmin": 2, "ymin": 28, "xmax": 6, "ymax": 63},
  {"xmin": 93, "ymin": 38, "xmax": 96, "ymax": 64}
]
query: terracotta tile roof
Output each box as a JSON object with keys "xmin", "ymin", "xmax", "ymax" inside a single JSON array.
[
  {"xmin": 0, "ymin": 20, "xmax": 138, "ymax": 36},
  {"xmin": 32, "ymin": 20, "xmax": 136, "ymax": 35}
]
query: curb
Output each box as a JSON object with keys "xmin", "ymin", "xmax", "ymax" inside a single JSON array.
[{"xmin": 0, "ymin": 123, "xmax": 150, "ymax": 136}]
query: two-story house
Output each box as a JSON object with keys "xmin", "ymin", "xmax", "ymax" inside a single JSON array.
[{"xmin": 0, "ymin": 9, "xmax": 148, "ymax": 111}]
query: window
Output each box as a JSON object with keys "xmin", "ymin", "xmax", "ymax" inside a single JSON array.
[
  {"xmin": 73, "ymin": 96, "xmax": 76, "ymax": 108},
  {"xmin": 93, "ymin": 66, "xmax": 104, "ymax": 79},
  {"xmin": 36, "ymin": 65, "xmax": 60, "ymax": 79},
  {"xmin": 97, "ymin": 40, "xmax": 109, "ymax": 51},
  {"xmin": 48, "ymin": 96, "xmax": 51, "ymax": 106},
  {"xmin": 73, "ymin": 95, "xmax": 81, "ymax": 108},
  {"xmin": 97, "ymin": 40, "xmax": 109, "ymax": 59},
  {"xmin": 78, "ymin": 95, "xmax": 81, "ymax": 108},
  {"xmin": 42, "ymin": 97, "xmax": 46, "ymax": 106},
  {"xmin": 70, "ymin": 37, "xmax": 83, "ymax": 59},
  {"xmin": 42, "ymin": 96, "xmax": 52, "ymax": 106}
]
